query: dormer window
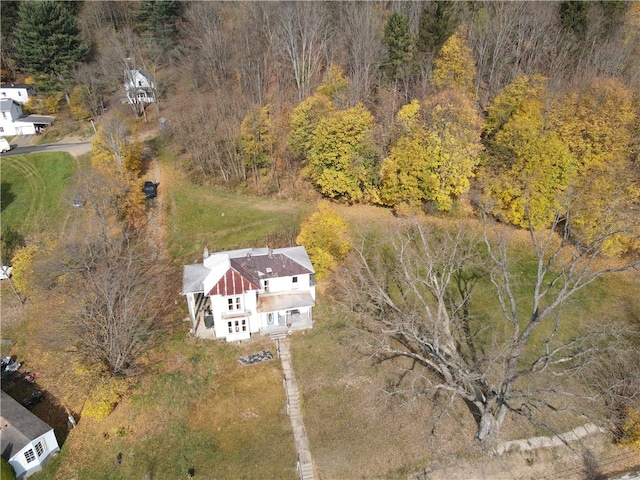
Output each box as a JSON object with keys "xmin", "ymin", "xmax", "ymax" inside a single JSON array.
[{"xmin": 292, "ymin": 276, "xmax": 298, "ymax": 289}]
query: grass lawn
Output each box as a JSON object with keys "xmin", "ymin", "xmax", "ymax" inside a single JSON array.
[
  {"xmin": 157, "ymin": 146, "xmax": 313, "ymax": 263},
  {"xmin": 0, "ymin": 152, "xmax": 80, "ymax": 235},
  {"xmin": 36, "ymin": 331, "xmax": 297, "ymax": 480}
]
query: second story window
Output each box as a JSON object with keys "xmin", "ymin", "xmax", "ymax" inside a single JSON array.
[
  {"xmin": 264, "ymin": 280, "xmax": 269, "ymax": 292},
  {"xmin": 228, "ymin": 296, "xmax": 241, "ymax": 311},
  {"xmin": 292, "ymin": 276, "xmax": 298, "ymax": 289}
]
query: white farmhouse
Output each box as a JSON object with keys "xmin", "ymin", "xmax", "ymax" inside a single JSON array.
[
  {"xmin": 0, "ymin": 98, "xmax": 54, "ymax": 137},
  {"xmin": 124, "ymin": 69, "xmax": 156, "ymax": 105},
  {"xmin": 0, "ymin": 391, "xmax": 60, "ymax": 479},
  {"xmin": 0, "ymin": 84, "xmax": 35, "ymax": 105},
  {"xmin": 183, "ymin": 246, "xmax": 316, "ymax": 341}
]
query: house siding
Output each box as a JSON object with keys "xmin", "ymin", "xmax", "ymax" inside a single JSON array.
[{"xmin": 182, "ymin": 247, "xmax": 315, "ymax": 341}]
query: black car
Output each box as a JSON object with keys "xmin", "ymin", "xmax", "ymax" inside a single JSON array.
[
  {"xmin": 143, "ymin": 181, "xmax": 158, "ymax": 198},
  {"xmin": 21, "ymin": 391, "xmax": 44, "ymax": 409}
]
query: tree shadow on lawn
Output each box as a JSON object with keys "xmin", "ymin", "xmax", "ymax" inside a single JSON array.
[{"xmin": 0, "ymin": 181, "xmax": 16, "ymax": 212}]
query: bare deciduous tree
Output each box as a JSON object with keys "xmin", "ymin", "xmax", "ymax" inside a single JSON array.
[
  {"xmin": 340, "ymin": 211, "xmax": 639, "ymax": 442},
  {"xmin": 269, "ymin": 2, "xmax": 332, "ymax": 102},
  {"xmin": 338, "ymin": 1, "xmax": 385, "ymax": 107},
  {"xmin": 64, "ymin": 178, "xmax": 177, "ymax": 377}
]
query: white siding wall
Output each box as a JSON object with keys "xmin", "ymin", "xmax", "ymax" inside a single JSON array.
[
  {"xmin": 9, "ymin": 430, "xmax": 59, "ymax": 479},
  {"xmin": 0, "ymin": 88, "xmax": 31, "ymax": 104},
  {"xmin": 262, "ymin": 274, "xmax": 311, "ymax": 293}
]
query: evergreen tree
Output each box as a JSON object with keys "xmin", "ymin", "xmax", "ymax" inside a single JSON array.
[
  {"xmin": 383, "ymin": 12, "xmax": 415, "ymax": 83},
  {"xmin": 417, "ymin": 1, "xmax": 459, "ymax": 55},
  {"xmin": 14, "ymin": 1, "xmax": 87, "ymax": 92},
  {"xmin": 136, "ymin": 0, "xmax": 182, "ymax": 63}
]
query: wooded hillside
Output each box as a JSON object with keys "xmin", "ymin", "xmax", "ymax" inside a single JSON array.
[{"xmin": 2, "ymin": 2, "xmax": 638, "ymax": 244}]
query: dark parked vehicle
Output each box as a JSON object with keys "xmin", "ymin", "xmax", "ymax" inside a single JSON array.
[
  {"xmin": 143, "ymin": 181, "xmax": 158, "ymax": 198},
  {"xmin": 21, "ymin": 391, "xmax": 44, "ymax": 409}
]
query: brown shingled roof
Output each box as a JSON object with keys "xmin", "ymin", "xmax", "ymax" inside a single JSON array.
[{"xmin": 230, "ymin": 253, "xmax": 312, "ymax": 286}]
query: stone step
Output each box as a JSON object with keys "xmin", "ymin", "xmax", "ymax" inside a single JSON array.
[{"xmin": 299, "ymin": 463, "xmax": 314, "ymax": 479}]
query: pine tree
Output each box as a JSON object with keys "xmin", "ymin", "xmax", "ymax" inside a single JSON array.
[
  {"xmin": 15, "ymin": 1, "xmax": 87, "ymax": 83},
  {"xmin": 383, "ymin": 13, "xmax": 415, "ymax": 83}
]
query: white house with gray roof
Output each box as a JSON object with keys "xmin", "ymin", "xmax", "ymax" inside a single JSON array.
[
  {"xmin": 0, "ymin": 391, "xmax": 60, "ymax": 479},
  {"xmin": 182, "ymin": 246, "xmax": 316, "ymax": 341},
  {"xmin": 0, "ymin": 98, "xmax": 54, "ymax": 137},
  {"xmin": 0, "ymin": 84, "xmax": 35, "ymax": 105}
]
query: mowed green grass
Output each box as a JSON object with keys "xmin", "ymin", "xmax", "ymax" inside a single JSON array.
[{"xmin": 1, "ymin": 152, "xmax": 78, "ymax": 234}]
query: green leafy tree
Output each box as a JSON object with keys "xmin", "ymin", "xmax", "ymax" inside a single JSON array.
[
  {"xmin": 296, "ymin": 201, "xmax": 351, "ymax": 281},
  {"xmin": 383, "ymin": 12, "xmax": 415, "ymax": 83},
  {"xmin": 14, "ymin": 1, "xmax": 87, "ymax": 96},
  {"xmin": 305, "ymin": 104, "xmax": 379, "ymax": 203},
  {"xmin": 0, "ymin": 225, "xmax": 25, "ymax": 266}
]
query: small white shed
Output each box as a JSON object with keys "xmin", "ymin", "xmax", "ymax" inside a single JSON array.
[{"xmin": 0, "ymin": 391, "xmax": 60, "ymax": 479}]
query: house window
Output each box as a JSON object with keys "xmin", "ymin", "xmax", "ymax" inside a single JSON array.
[
  {"xmin": 25, "ymin": 449, "xmax": 36, "ymax": 463},
  {"xmin": 35, "ymin": 441, "xmax": 45, "ymax": 457},
  {"xmin": 227, "ymin": 297, "xmax": 241, "ymax": 311},
  {"xmin": 2, "ymin": 112, "xmax": 6, "ymax": 119},
  {"xmin": 18, "ymin": 92, "xmax": 22, "ymax": 97},
  {"xmin": 292, "ymin": 276, "xmax": 298, "ymax": 289},
  {"xmin": 227, "ymin": 319, "xmax": 247, "ymax": 333},
  {"xmin": 0, "ymin": 127, "xmax": 3, "ymax": 132},
  {"xmin": 264, "ymin": 280, "xmax": 269, "ymax": 292}
]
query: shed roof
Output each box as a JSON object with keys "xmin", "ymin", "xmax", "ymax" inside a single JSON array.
[
  {"xmin": 19, "ymin": 115, "xmax": 55, "ymax": 125},
  {"xmin": 0, "ymin": 391, "xmax": 53, "ymax": 460}
]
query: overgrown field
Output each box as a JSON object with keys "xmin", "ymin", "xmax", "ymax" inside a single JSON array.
[{"xmin": 158, "ymin": 146, "xmax": 313, "ymax": 263}]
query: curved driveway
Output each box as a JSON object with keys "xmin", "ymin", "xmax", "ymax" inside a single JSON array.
[{"xmin": 1, "ymin": 142, "xmax": 92, "ymax": 158}]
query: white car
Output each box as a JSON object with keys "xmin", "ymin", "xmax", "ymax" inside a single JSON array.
[
  {"xmin": 0, "ymin": 266, "xmax": 12, "ymax": 280},
  {"xmin": 0, "ymin": 138, "xmax": 10, "ymax": 153}
]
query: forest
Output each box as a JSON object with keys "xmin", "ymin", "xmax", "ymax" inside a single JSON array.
[{"xmin": 1, "ymin": 1, "xmax": 640, "ymax": 478}]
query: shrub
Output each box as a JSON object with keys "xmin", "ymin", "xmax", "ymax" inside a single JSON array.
[{"xmin": 82, "ymin": 377, "xmax": 129, "ymax": 420}]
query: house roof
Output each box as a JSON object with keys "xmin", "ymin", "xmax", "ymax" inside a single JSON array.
[
  {"xmin": 19, "ymin": 115, "xmax": 54, "ymax": 125},
  {"xmin": 207, "ymin": 268, "xmax": 258, "ymax": 296},
  {"xmin": 182, "ymin": 246, "xmax": 314, "ymax": 296},
  {"xmin": 256, "ymin": 291, "xmax": 315, "ymax": 313},
  {"xmin": 0, "ymin": 98, "xmax": 18, "ymax": 112},
  {"xmin": 0, "ymin": 84, "xmax": 34, "ymax": 90},
  {"xmin": 183, "ymin": 264, "xmax": 210, "ymax": 294},
  {"xmin": 0, "ymin": 391, "xmax": 53, "ymax": 460}
]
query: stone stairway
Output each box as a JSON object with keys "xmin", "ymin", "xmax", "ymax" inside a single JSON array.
[{"xmin": 278, "ymin": 338, "xmax": 315, "ymax": 480}]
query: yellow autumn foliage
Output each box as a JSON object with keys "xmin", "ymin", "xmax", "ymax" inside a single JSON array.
[
  {"xmin": 82, "ymin": 376, "xmax": 130, "ymax": 420},
  {"xmin": 619, "ymin": 408, "xmax": 640, "ymax": 450},
  {"xmin": 296, "ymin": 201, "xmax": 351, "ymax": 281},
  {"xmin": 10, "ymin": 244, "xmax": 39, "ymax": 294}
]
